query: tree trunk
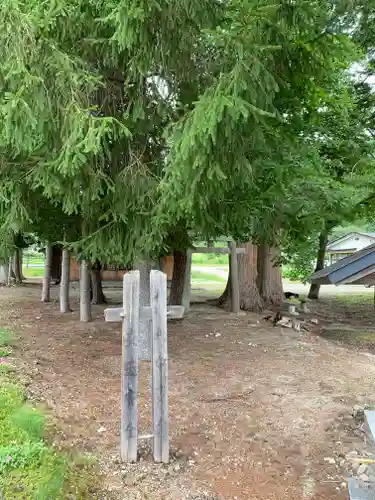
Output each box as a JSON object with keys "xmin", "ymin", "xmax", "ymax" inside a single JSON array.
[
  {"xmin": 19, "ymin": 251, "xmax": 26, "ymax": 280},
  {"xmin": 308, "ymin": 231, "xmax": 329, "ymax": 300},
  {"xmin": 80, "ymin": 260, "xmax": 92, "ymax": 322},
  {"xmin": 90, "ymin": 261, "xmax": 107, "ymax": 304},
  {"xmin": 13, "ymin": 249, "xmax": 22, "ymax": 283},
  {"xmin": 8, "ymin": 257, "xmax": 14, "ymax": 285},
  {"xmin": 218, "ymin": 242, "xmax": 263, "ymax": 312},
  {"xmin": 217, "ymin": 260, "xmax": 231, "ymax": 307},
  {"xmin": 51, "ymin": 246, "xmax": 62, "ymax": 284},
  {"xmin": 41, "ymin": 244, "xmax": 53, "ymax": 302},
  {"xmin": 257, "ymin": 244, "xmax": 283, "ymax": 306},
  {"xmin": 239, "ymin": 242, "xmax": 263, "ymax": 311},
  {"xmin": 60, "ymin": 249, "xmax": 71, "ymax": 313},
  {"xmin": 270, "ymin": 246, "xmax": 284, "ymax": 300},
  {"xmin": 169, "ymin": 250, "xmax": 187, "ymax": 305},
  {"xmin": 0, "ymin": 264, "xmax": 9, "ymax": 284}
]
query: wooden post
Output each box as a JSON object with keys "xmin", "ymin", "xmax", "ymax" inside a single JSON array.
[
  {"xmin": 60, "ymin": 249, "xmax": 70, "ymax": 313},
  {"xmin": 41, "ymin": 244, "xmax": 53, "ymax": 302},
  {"xmin": 150, "ymin": 270, "xmax": 169, "ymax": 463},
  {"xmin": 182, "ymin": 248, "xmax": 192, "ymax": 313},
  {"xmin": 80, "ymin": 260, "xmax": 92, "ymax": 322},
  {"xmin": 229, "ymin": 240, "xmax": 240, "ymax": 313},
  {"xmin": 133, "ymin": 262, "xmax": 153, "ymax": 361},
  {"xmin": 7, "ymin": 256, "xmax": 12, "ymax": 286},
  {"xmin": 121, "ymin": 271, "xmax": 140, "ymax": 462}
]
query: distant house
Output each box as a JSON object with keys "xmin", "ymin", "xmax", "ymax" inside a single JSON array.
[{"xmin": 326, "ymin": 232, "xmax": 375, "ymax": 265}]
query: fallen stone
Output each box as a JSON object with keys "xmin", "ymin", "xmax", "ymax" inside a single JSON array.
[
  {"xmin": 353, "ymin": 405, "xmax": 365, "ymax": 420},
  {"xmin": 358, "ymin": 464, "xmax": 368, "ymax": 475}
]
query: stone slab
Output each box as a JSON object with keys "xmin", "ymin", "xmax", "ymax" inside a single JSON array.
[{"xmin": 348, "ymin": 478, "xmax": 375, "ymax": 500}]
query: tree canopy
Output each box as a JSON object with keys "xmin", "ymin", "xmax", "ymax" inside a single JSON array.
[{"xmin": 0, "ymin": 0, "xmax": 374, "ymax": 276}]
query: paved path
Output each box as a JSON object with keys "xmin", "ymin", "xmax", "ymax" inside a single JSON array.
[{"xmin": 193, "ymin": 265, "xmax": 374, "ymax": 296}]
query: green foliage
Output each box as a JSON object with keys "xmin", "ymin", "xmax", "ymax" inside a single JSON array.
[
  {"xmin": 0, "ymin": 363, "xmax": 14, "ymax": 374},
  {"xmin": 0, "ymin": 0, "xmax": 374, "ymax": 267},
  {"xmin": 0, "ymin": 347, "xmax": 12, "ymax": 357},
  {"xmin": 0, "ymin": 329, "xmax": 97, "ymax": 498},
  {"xmin": 0, "ymin": 328, "xmax": 15, "ymax": 347},
  {"xmin": 0, "ymin": 441, "xmax": 47, "ymax": 473},
  {"xmin": 282, "ymin": 234, "xmax": 319, "ymax": 283}
]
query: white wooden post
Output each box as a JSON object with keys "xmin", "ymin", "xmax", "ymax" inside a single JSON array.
[
  {"xmin": 121, "ymin": 271, "xmax": 140, "ymax": 462},
  {"xmin": 182, "ymin": 249, "xmax": 192, "ymax": 313},
  {"xmin": 134, "ymin": 262, "xmax": 153, "ymax": 361},
  {"xmin": 150, "ymin": 270, "xmax": 169, "ymax": 463}
]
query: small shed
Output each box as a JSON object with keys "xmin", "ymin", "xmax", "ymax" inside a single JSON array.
[{"xmin": 309, "ymin": 242, "xmax": 375, "ymax": 286}]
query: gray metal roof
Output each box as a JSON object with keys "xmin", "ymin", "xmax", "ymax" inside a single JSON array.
[{"xmin": 309, "ymin": 242, "xmax": 375, "ymax": 285}]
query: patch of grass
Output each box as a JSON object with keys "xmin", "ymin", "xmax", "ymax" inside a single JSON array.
[
  {"xmin": 0, "ymin": 328, "xmax": 15, "ymax": 347},
  {"xmin": 0, "ymin": 329, "xmax": 97, "ymax": 498},
  {"xmin": 0, "ymin": 347, "xmax": 12, "ymax": 357},
  {"xmin": 191, "ymin": 269, "xmax": 226, "ymax": 284},
  {"xmin": 321, "ymin": 325, "xmax": 375, "ymax": 347},
  {"xmin": 23, "ymin": 268, "xmax": 44, "ymax": 278},
  {"xmin": 192, "ymin": 253, "xmax": 228, "ymax": 266},
  {"xmin": 330, "ymin": 293, "xmax": 374, "ymax": 305},
  {"xmin": 0, "ymin": 364, "xmax": 15, "ymax": 374}
]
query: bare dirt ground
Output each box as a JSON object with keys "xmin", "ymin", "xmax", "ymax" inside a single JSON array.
[{"xmin": 2, "ymin": 282, "xmax": 375, "ymax": 499}]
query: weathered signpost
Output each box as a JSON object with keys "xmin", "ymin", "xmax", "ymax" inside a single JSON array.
[{"xmin": 104, "ymin": 270, "xmax": 184, "ymax": 463}]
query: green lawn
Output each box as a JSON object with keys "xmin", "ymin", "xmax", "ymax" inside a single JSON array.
[
  {"xmin": 0, "ymin": 328, "xmax": 97, "ymax": 498},
  {"xmin": 23, "ymin": 268, "xmax": 44, "ymax": 278},
  {"xmin": 190, "ymin": 269, "xmax": 226, "ymax": 284}
]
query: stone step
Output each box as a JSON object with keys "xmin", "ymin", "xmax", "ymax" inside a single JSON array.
[
  {"xmin": 365, "ymin": 411, "xmax": 375, "ymax": 449},
  {"xmin": 348, "ymin": 478, "xmax": 375, "ymax": 500}
]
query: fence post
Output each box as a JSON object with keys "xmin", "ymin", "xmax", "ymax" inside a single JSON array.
[
  {"xmin": 182, "ymin": 249, "xmax": 192, "ymax": 313},
  {"xmin": 150, "ymin": 270, "xmax": 169, "ymax": 463},
  {"xmin": 121, "ymin": 271, "xmax": 140, "ymax": 462}
]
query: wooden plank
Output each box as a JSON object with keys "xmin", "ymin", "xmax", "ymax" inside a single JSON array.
[
  {"xmin": 150, "ymin": 270, "xmax": 169, "ymax": 463},
  {"xmin": 133, "ymin": 261, "xmax": 153, "ymax": 361},
  {"xmin": 104, "ymin": 305, "xmax": 185, "ymax": 323},
  {"xmin": 192, "ymin": 247, "xmax": 246, "ymax": 254},
  {"xmin": 121, "ymin": 270, "xmax": 140, "ymax": 462},
  {"xmin": 229, "ymin": 240, "xmax": 240, "ymax": 314},
  {"xmin": 182, "ymin": 249, "xmax": 192, "ymax": 313}
]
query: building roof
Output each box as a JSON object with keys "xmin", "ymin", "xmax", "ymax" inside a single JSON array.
[
  {"xmin": 309, "ymin": 242, "xmax": 375, "ymax": 285},
  {"xmin": 326, "ymin": 231, "xmax": 375, "ymax": 251}
]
